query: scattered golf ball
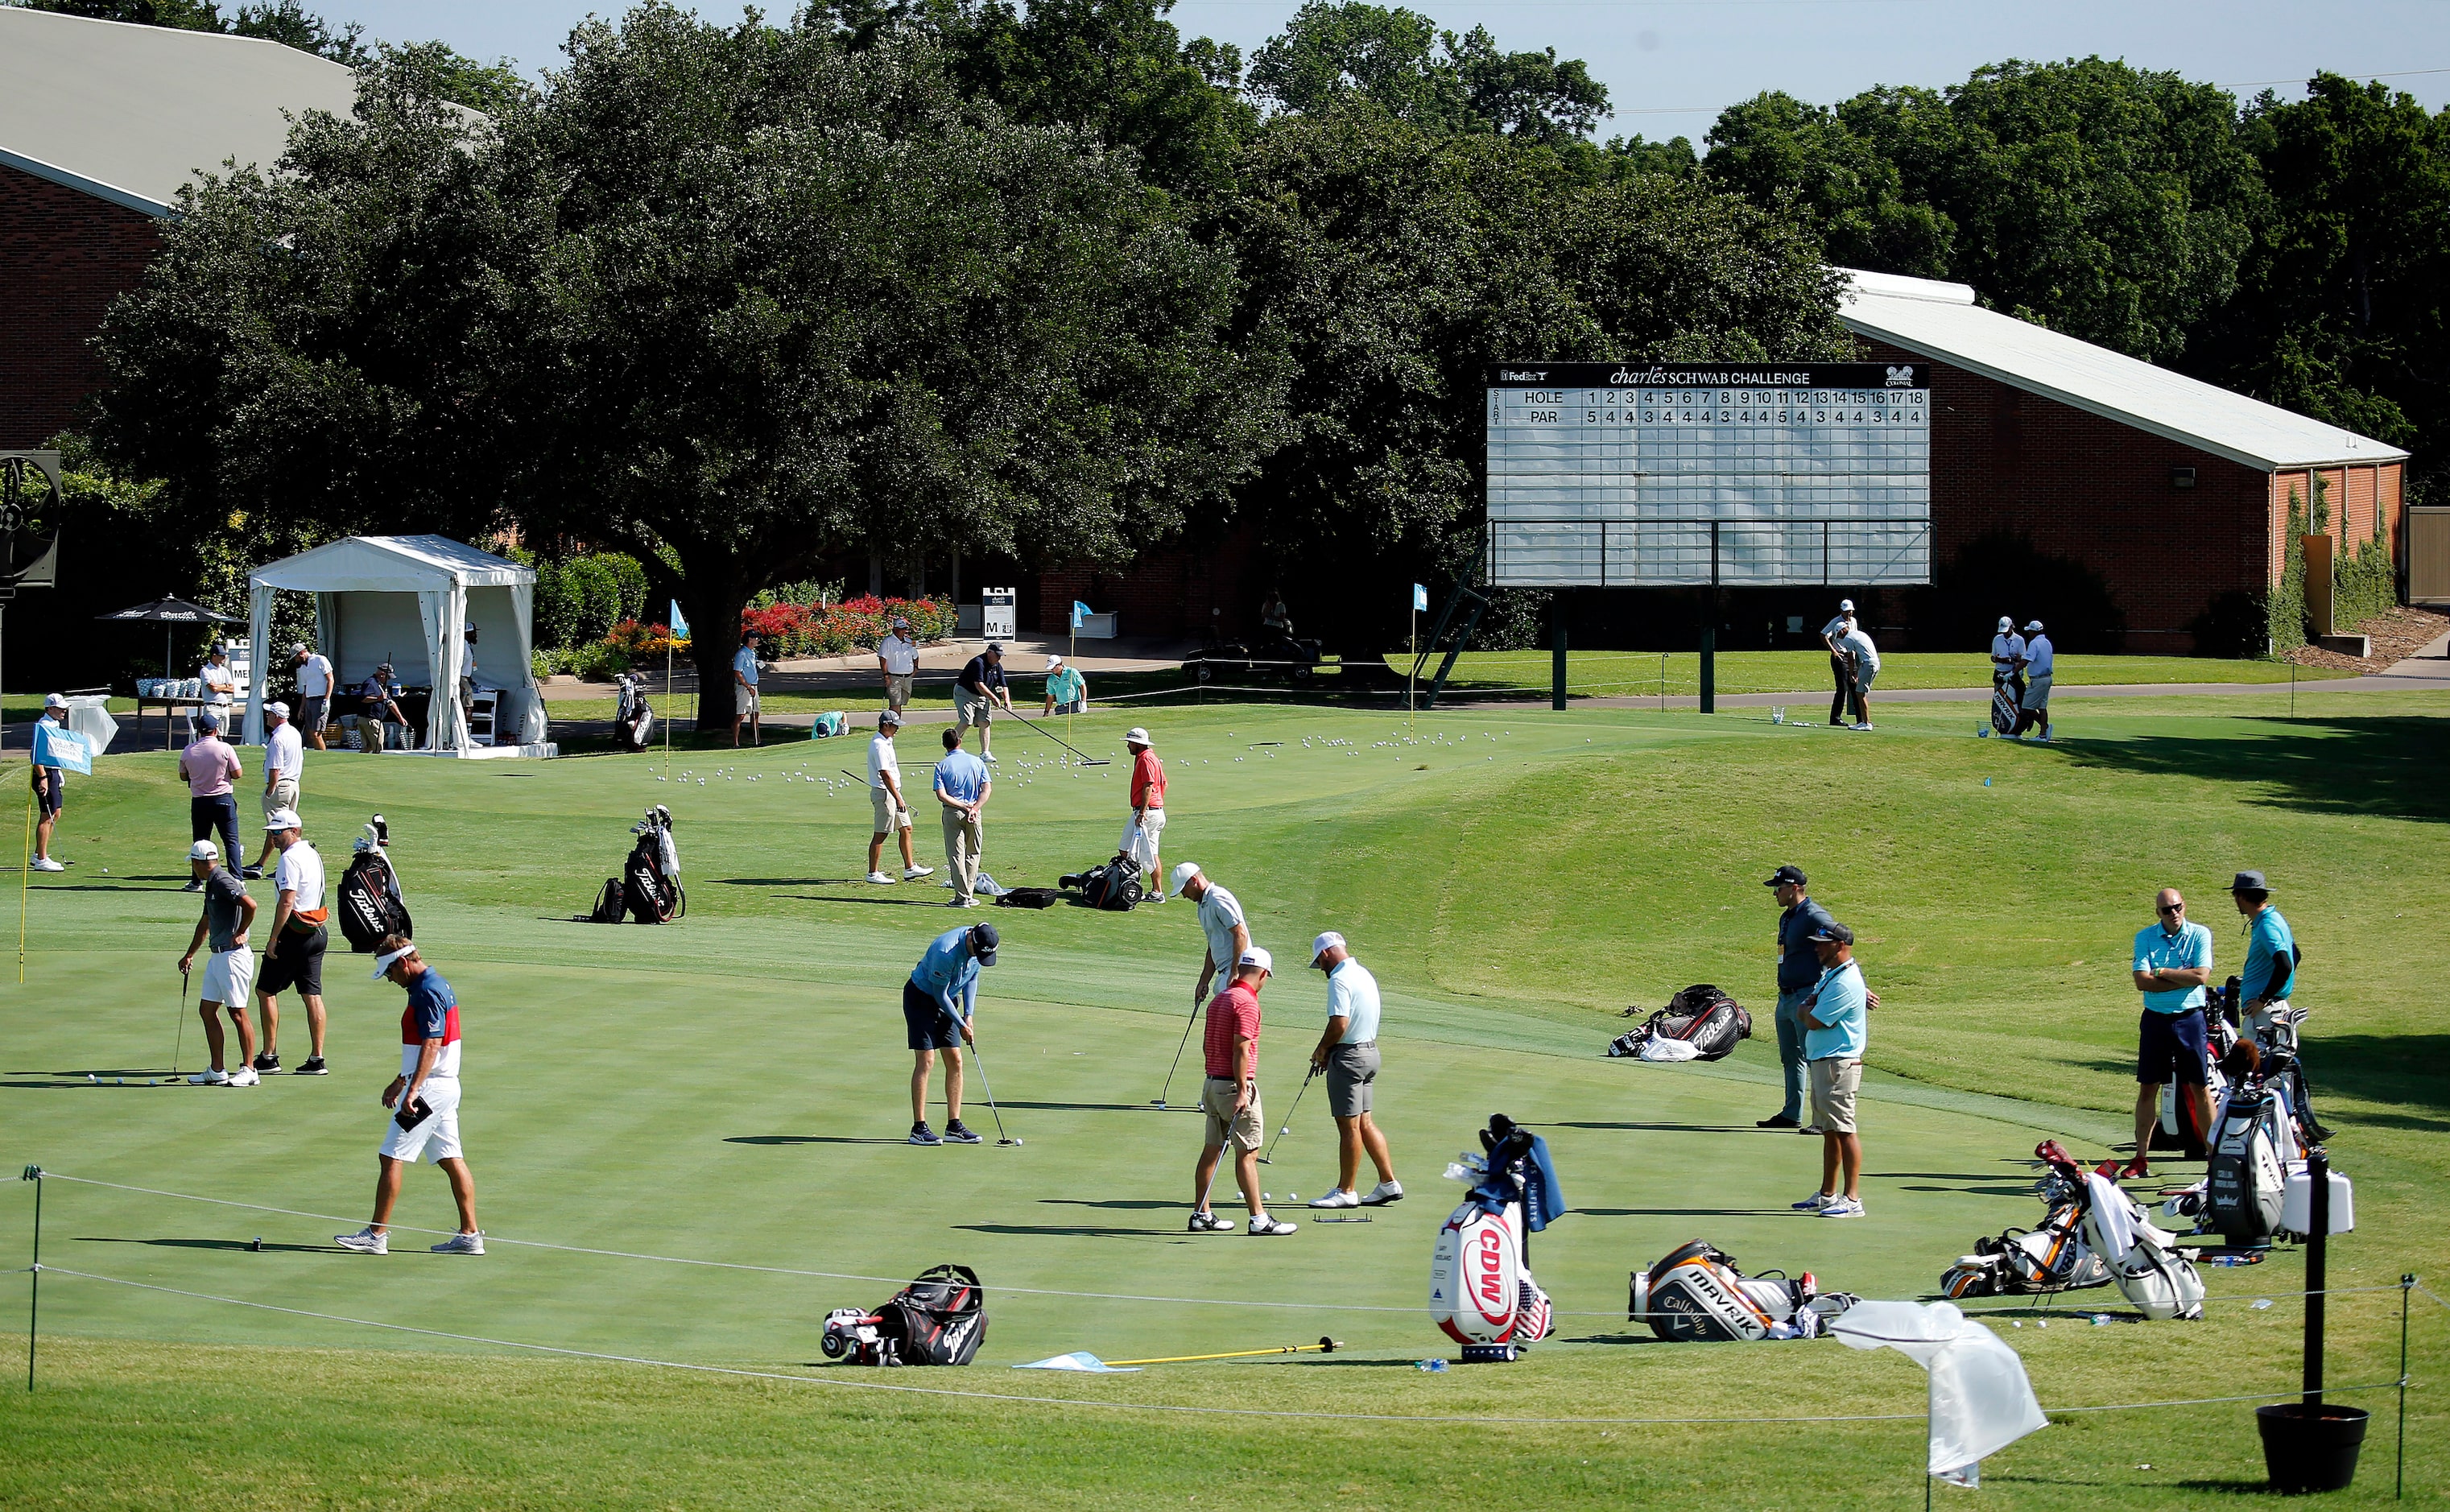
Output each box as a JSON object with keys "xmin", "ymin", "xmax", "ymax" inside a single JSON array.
[{"xmin": 1288, "ymin": 1192, "xmax": 1299, "ymax": 1200}]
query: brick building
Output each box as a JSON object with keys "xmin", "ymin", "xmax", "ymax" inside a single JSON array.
[
  {"xmin": 0, "ymin": 9, "xmax": 359, "ymax": 447},
  {"xmin": 1840, "ymin": 271, "xmax": 2407, "ymax": 652}
]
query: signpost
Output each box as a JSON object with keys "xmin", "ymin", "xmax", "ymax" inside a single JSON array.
[
  {"xmin": 1483, "ymin": 363, "xmax": 1933, "ymax": 708},
  {"xmin": 982, "ymin": 587, "xmax": 1017, "ymax": 643}
]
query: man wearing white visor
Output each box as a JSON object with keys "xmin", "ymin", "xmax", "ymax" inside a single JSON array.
[
  {"xmin": 1304, "ymin": 932, "xmax": 1402, "ymax": 1208},
  {"xmin": 337, "ymin": 936, "xmax": 481, "ymax": 1255}
]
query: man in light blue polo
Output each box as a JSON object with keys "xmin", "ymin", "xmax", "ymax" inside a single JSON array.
[
  {"xmin": 2233, "ymin": 868, "xmax": 2324, "ymax": 1139},
  {"xmin": 2125, "ymin": 887, "xmax": 2213, "ymax": 1178},
  {"xmin": 903, "ymin": 922, "xmax": 998, "ymax": 1146},
  {"xmin": 932, "ymin": 726, "xmax": 991, "ymax": 906},
  {"xmin": 1795, "ymin": 921, "xmax": 1870, "ymax": 1217},
  {"xmin": 731, "ymin": 628, "xmax": 762, "ymax": 747}
]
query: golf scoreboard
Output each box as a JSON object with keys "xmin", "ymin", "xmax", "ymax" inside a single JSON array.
[{"xmin": 1484, "ymin": 363, "xmax": 1932, "ymax": 588}]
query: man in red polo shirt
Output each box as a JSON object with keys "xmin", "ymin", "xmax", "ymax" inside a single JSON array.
[
  {"xmin": 1122, "ymin": 726, "xmax": 1167, "ymax": 901},
  {"xmin": 1190, "ymin": 948, "xmax": 1296, "ymax": 1236}
]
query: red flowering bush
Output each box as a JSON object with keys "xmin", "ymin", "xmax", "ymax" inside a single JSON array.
[{"xmin": 737, "ymin": 594, "xmax": 952, "ymax": 658}]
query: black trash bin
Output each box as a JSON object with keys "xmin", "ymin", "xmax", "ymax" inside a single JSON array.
[{"xmin": 2255, "ymin": 1403, "xmax": 2369, "ymax": 1493}]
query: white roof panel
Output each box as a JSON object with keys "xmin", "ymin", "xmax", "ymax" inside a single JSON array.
[
  {"xmin": 251, "ymin": 535, "xmax": 533, "ymax": 593},
  {"xmin": 1838, "ymin": 268, "xmax": 2407, "ymax": 472},
  {"xmin": 0, "ymin": 8, "xmax": 361, "ymax": 217}
]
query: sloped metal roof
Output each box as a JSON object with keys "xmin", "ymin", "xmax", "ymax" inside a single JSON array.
[
  {"xmin": 0, "ymin": 6, "xmax": 361, "ymax": 217},
  {"xmin": 1839, "ymin": 268, "xmax": 2407, "ymax": 473}
]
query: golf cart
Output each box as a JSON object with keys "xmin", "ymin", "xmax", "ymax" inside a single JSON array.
[{"xmin": 1180, "ymin": 629, "xmax": 1328, "ymax": 686}]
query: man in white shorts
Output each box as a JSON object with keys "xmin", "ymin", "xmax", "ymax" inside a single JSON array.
[
  {"xmin": 245, "ymin": 700, "xmax": 303, "ymax": 881},
  {"xmin": 178, "ymin": 840, "xmax": 261, "ymax": 1085},
  {"xmin": 1123, "ymin": 726, "xmax": 1165, "ymax": 896},
  {"xmin": 865, "ymin": 709, "xmax": 934, "ymax": 885},
  {"xmin": 337, "ymin": 936, "xmax": 481, "ymax": 1254}
]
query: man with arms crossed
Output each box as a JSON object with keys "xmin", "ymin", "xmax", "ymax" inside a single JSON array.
[
  {"xmin": 2125, "ymin": 887, "xmax": 2213, "ymax": 1179},
  {"xmin": 878, "ymin": 618, "xmax": 919, "ymax": 716},
  {"xmin": 1304, "ymin": 932, "xmax": 1401, "ymax": 1209},
  {"xmin": 254, "ymin": 808, "xmax": 331, "ymax": 1076},
  {"xmin": 179, "ymin": 839, "xmax": 261, "ymax": 1085},
  {"xmin": 1191, "ymin": 948, "xmax": 1296, "ymax": 1236},
  {"xmin": 864, "ymin": 709, "xmax": 934, "ymax": 885},
  {"xmin": 1758, "ymin": 864, "xmax": 1836, "ymax": 1130},
  {"xmin": 953, "ymin": 643, "xmax": 1014, "ymax": 762},
  {"xmin": 932, "ymin": 727, "xmax": 991, "ymax": 906},
  {"xmin": 337, "ymin": 936, "xmax": 481, "ymax": 1254},
  {"xmin": 1123, "ymin": 726, "xmax": 1165, "ymax": 899},
  {"xmin": 244, "ymin": 700, "xmax": 303, "ymax": 880},
  {"xmin": 1792, "ymin": 922, "xmax": 1870, "ymax": 1218},
  {"xmin": 904, "ymin": 921, "xmax": 998, "ymax": 1146},
  {"xmin": 293, "ymin": 642, "xmax": 333, "ymax": 750},
  {"xmin": 732, "ymin": 628, "xmax": 763, "ymax": 747}
]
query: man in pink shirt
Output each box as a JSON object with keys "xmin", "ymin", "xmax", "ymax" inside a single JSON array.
[
  {"xmin": 1190, "ymin": 948, "xmax": 1296, "ymax": 1237},
  {"xmin": 178, "ymin": 708, "xmax": 245, "ymax": 893}
]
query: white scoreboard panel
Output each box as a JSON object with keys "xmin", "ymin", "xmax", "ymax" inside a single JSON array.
[{"xmin": 1485, "ymin": 362, "xmax": 1932, "ymax": 588}]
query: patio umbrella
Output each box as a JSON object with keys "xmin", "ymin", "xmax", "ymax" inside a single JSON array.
[{"xmin": 97, "ymin": 597, "xmax": 245, "ymax": 679}]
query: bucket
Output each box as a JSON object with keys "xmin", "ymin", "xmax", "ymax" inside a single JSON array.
[{"xmin": 2255, "ymin": 1403, "xmax": 2369, "ymax": 1493}]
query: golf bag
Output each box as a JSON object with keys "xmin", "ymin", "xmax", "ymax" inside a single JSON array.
[
  {"xmin": 1061, "ymin": 853, "xmax": 1142, "ymax": 911},
  {"xmin": 2203, "ymin": 1084, "xmax": 2295, "ymax": 1246},
  {"xmin": 994, "ymin": 887, "xmax": 1060, "ymax": 909},
  {"xmin": 1989, "ymin": 671, "xmax": 2020, "ymax": 735},
  {"xmin": 1631, "ymin": 1240, "xmax": 1859, "ymax": 1341},
  {"xmin": 613, "ymin": 672, "xmax": 654, "ymax": 753},
  {"xmin": 593, "ymin": 808, "xmax": 683, "ymax": 924},
  {"xmin": 1427, "ymin": 1115, "xmax": 1564, "ymax": 1358},
  {"xmin": 821, "ymin": 1264, "xmax": 986, "ymax": 1367},
  {"xmin": 335, "ymin": 847, "xmax": 411, "ymax": 952},
  {"xmin": 2149, "ymin": 993, "xmax": 2238, "ymax": 1156},
  {"xmin": 2036, "ymin": 1141, "xmax": 2204, "ymax": 1320},
  {"xmin": 1939, "ymin": 1160, "xmax": 2111, "ymax": 1299},
  {"xmin": 1608, "ymin": 984, "xmax": 1752, "ymax": 1062}
]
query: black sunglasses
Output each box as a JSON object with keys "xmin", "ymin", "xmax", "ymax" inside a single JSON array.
[{"xmin": 2156, "ymin": 903, "xmax": 2184, "ymax": 914}]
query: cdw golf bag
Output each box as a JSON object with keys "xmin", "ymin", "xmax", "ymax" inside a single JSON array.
[
  {"xmin": 334, "ymin": 819, "xmax": 411, "ymax": 952},
  {"xmin": 1060, "ymin": 853, "xmax": 1142, "ymax": 911},
  {"xmin": 1428, "ymin": 1114, "xmax": 1564, "ymax": 1361},
  {"xmin": 821, "ymin": 1264, "xmax": 987, "ymax": 1367},
  {"xmin": 1939, "ymin": 1158, "xmax": 2112, "ymax": 1299},
  {"xmin": 594, "ymin": 806, "xmax": 684, "ymax": 923},
  {"xmin": 1631, "ymin": 1240, "xmax": 1860, "ymax": 1341},
  {"xmin": 613, "ymin": 671, "xmax": 655, "ymax": 753},
  {"xmin": 2034, "ymin": 1141, "xmax": 2204, "ymax": 1320},
  {"xmin": 1608, "ymin": 984, "xmax": 1752, "ymax": 1062}
]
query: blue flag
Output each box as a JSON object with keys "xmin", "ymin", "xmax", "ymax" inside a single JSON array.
[
  {"xmin": 32, "ymin": 720, "xmax": 93, "ymax": 776},
  {"xmin": 668, "ymin": 600, "xmax": 690, "ymax": 639},
  {"xmin": 1072, "ymin": 601, "xmax": 1093, "ymax": 630},
  {"xmin": 1413, "ymin": 583, "xmax": 1428, "ymax": 613}
]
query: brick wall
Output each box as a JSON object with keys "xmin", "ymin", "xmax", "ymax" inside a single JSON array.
[
  {"xmin": 1036, "ymin": 523, "xmax": 1261, "ymax": 641},
  {"xmin": 1860, "ymin": 338, "xmax": 2275, "ymax": 652},
  {"xmin": 0, "ymin": 163, "xmax": 162, "ymax": 447}
]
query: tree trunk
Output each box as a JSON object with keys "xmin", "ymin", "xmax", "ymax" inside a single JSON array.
[{"xmin": 682, "ymin": 572, "xmax": 750, "ymax": 736}]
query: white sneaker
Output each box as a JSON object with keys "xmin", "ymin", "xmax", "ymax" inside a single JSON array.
[
  {"xmin": 225, "ymin": 1067, "xmax": 260, "ymax": 1087},
  {"xmin": 1851, "ymin": 722, "xmax": 1874, "ymax": 731},
  {"xmin": 1145, "ymin": 891, "xmax": 1165, "ymax": 905},
  {"xmin": 1308, "ymin": 1188, "xmax": 1360, "ymax": 1208},
  {"xmin": 1820, "ymin": 1196, "xmax": 1866, "ymax": 1219},
  {"xmin": 903, "ymin": 865, "xmax": 935, "ymax": 880},
  {"xmin": 1360, "ymin": 1179, "xmax": 1404, "ymax": 1205},
  {"xmin": 429, "ymin": 1232, "xmax": 485, "ymax": 1255},
  {"xmin": 334, "ymin": 1228, "xmax": 387, "ymax": 1254},
  {"xmin": 983, "ymin": 751, "xmax": 999, "ymax": 763},
  {"xmin": 951, "ymin": 896, "xmax": 981, "ymax": 908},
  {"xmin": 188, "ymin": 1068, "xmax": 229, "ymax": 1085},
  {"xmin": 1249, "ymin": 1214, "xmax": 1297, "ymax": 1236},
  {"xmin": 30, "ymin": 857, "xmax": 64, "ymax": 872},
  {"xmin": 867, "ymin": 871, "xmax": 894, "ymax": 885},
  {"xmin": 1792, "ymin": 1189, "xmax": 1839, "ymax": 1212}
]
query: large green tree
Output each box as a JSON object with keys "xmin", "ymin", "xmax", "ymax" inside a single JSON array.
[{"xmin": 1248, "ymin": 2, "xmax": 1609, "ymax": 146}]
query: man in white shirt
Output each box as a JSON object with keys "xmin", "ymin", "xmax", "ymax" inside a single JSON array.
[
  {"xmin": 877, "ymin": 618, "xmax": 919, "ymax": 714},
  {"xmin": 254, "ymin": 808, "xmax": 331, "ymax": 1076},
  {"xmin": 292, "ymin": 643, "xmax": 334, "ymax": 750},
  {"xmin": 1819, "ymin": 599, "xmax": 1857, "ymax": 726},
  {"xmin": 1171, "ymin": 864, "xmax": 1250, "ymax": 1007},
  {"xmin": 2014, "ymin": 621, "xmax": 2055, "ymax": 740},
  {"xmin": 1836, "ymin": 621, "xmax": 1880, "ymax": 730},
  {"xmin": 244, "ymin": 701, "xmax": 304, "ymax": 880},
  {"xmin": 865, "ymin": 710, "xmax": 935, "ymax": 885},
  {"xmin": 1304, "ymin": 932, "xmax": 1401, "ymax": 1209},
  {"xmin": 1988, "ymin": 618, "xmax": 2027, "ymax": 706},
  {"xmin": 731, "ymin": 629, "xmax": 763, "ymax": 747},
  {"xmin": 200, "ymin": 641, "xmax": 238, "ymax": 701}
]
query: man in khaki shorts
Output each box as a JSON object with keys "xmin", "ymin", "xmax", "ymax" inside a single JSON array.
[
  {"xmin": 246, "ymin": 700, "xmax": 303, "ymax": 880},
  {"xmin": 1190, "ymin": 948, "xmax": 1296, "ymax": 1236},
  {"xmin": 1792, "ymin": 921, "xmax": 1870, "ymax": 1219},
  {"xmin": 863, "ymin": 709, "xmax": 934, "ymax": 885}
]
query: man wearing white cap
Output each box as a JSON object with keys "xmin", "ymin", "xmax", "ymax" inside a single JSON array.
[
  {"xmin": 292, "ymin": 642, "xmax": 333, "ymax": 750},
  {"xmin": 1171, "ymin": 863, "xmax": 1249, "ymax": 1008},
  {"xmin": 178, "ymin": 839, "xmax": 260, "ymax": 1085},
  {"xmin": 864, "ymin": 709, "xmax": 933, "ymax": 885},
  {"xmin": 878, "ymin": 618, "xmax": 919, "ymax": 715},
  {"xmin": 1123, "ymin": 726, "xmax": 1165, "ymax": 897},
  {"xmin": 30, "ymin": 693, "xmax": 70, "ymax": 871},
  {"xmin": 1819, "ymin": 599, "xmax": 1857, "ymax": 726},
  {"xmin": 1989, "ymin": 617, "xmax": 2028, "ymax": 709},
  {"xmin": 337, "ymin": 936, "xmax": 482, "ymax": 1254},
  {"xmin": 1042, "ymin": 655, "xmax": 1087, "ymax": 717},
  {"xmin": 1835, "ymin": 617, "xmax": 1880, "ymax": 731},
  {"xmin": 243, "ymin": 700, "xmax": 304, "ymax": 881},
  {"xmin": 1304, "ymin": 932, "xmax": 1401, "ymax": 1209},
  {"xmin": 254, "ymin": 807, "xmax": 331, "ymax": 1076},
  {"xmin": 1191, "ymin": 947, "xmax": 1296, "ymax": 1236},
  {"xmin": 2014, "ymin": 620, "xmax": 2054, "ymax": 740}
]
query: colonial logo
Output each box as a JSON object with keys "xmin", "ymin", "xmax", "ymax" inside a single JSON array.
[{"xmin": 1885, "ymin": 365, "xmax": 1916, "ymax": 387}]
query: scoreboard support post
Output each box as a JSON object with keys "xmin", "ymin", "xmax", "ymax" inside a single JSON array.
[{"xmin": 1551, "ymin": 609, "xmax": 1567, "ymax": 711}]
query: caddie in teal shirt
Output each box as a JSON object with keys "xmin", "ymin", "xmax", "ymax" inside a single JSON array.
[{"xmin": 1796, "ymin": 921, "xmax": 1870, "ymax": 1218}]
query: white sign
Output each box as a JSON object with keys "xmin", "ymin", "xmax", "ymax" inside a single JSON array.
[{"xmin": 981, "ymin": 586, "xmax": 1017, "ymax": 642}]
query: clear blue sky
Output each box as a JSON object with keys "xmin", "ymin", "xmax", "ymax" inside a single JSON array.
[{"xmin": 316, "ymin": 1, "xmax": 2450, "ymax": 129}]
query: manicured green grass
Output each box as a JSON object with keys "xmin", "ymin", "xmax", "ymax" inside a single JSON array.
[
  {"xmin": 1393, "ymin": 650, "xmax": 2357, "ymax": 697},
  {"xmin": 2, "ymin": 692, "xmax": 2444, "ymax": 1507}
]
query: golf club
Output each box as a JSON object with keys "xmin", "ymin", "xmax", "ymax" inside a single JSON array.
[
  {"xmin": 171, "ymin": 964, "xmax": 190, "ymax": 1076},
  {"xmin": 1258, "ymin": 1064, "xmax": 1318, "ymax": 1165},
  {"xmin": 965, "ymin": 1035, "xmax": 1021, "ymax": 1146},
  {"xmin": 1103, "ymin": 1336, "xmax": 1341, "ymax": 1367},
  {"xmin": 1000, "ymin": 708, "xmax": 1111, "ymax": 766},
  {"xmin": 1153, "ymin": 985, "xmax": 1204, "ymax": 1110}
]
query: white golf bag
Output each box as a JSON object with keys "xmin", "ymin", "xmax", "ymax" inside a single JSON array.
[
  {"xmin": 1940, "ymin": 1196, "xmax": 2111, "ymax": 1300},
  {"xmin": 1630, "ymin": 1240, "xmax": 1857, "ymax": 1341},
  {"xmin": 2080, "ymin": 1171, "xmax": 2205, "ymax": 1320},
  {"xmin": 1427, "ymin": 1115, "xmax": 1561, "ymax": 1358},
  {"xmin": 614, "ymin": 673, "xmax": 655, "ymax": 752}
]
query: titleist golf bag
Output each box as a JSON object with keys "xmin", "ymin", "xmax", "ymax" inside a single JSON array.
[
  {"xmin": 613, "ymin": 672, "xmax": 655, "ymax": 753},
  {"xmin": 2032, "ymin": 1141, "xmax": 2204, "ymax": 1320},
  {"xmin": 1608, "ymin": 984, "xmax": 1752, "ymax": 1062},
  {"xmin": 334, "ymin": 829, "xmax": 411, "ymax": 953},
  {"xmin": 1060, "ymin": 853, "xmax": 1142, "ymax": 911},
  {"xmin": 593, "ymin": 807, "xmax": 684, "ymax": 923},
  {"xmin": 1631, "ymin": 1240, "xmax": 1860, "ymax": 1341},
  {"xmin": 1939, "ymin": 1159, "xmax": 2112, "ymax": 1299},
  {"xmin": 1428, "ymin": 1114, "xmax": 1564, "ymax": 1361},
  {"xmin": 821, "ymin": 1264, "xmax": 986, "ymax": 1367},
  {"xmin": 1989, "ymin": 671, "xmax": 2021, "ymax": 735}
]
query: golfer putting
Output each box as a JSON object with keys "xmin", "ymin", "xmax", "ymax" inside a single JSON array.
[
  {"xmin": 1303, "ymin": 932, "xmax": 1400, "ymax": 1208},
  {"xmin": 906, "ymin": 922, "xmax": 999, "ymax": 1146},
  {"xmin": 336, "ymin": 936, "xmax": 481, "ymax": 1255},
  {"xmin": 1191, "ymin": 948, "xmax": 1296, "ymax": 1237}
]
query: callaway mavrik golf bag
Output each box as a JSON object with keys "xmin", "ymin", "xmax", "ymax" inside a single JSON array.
[
  {"xmin": 1428, "ymin": 1114, "xmax": 1564, "ymax": 1361},
  {"xmin": 334, "ymin": 816, "xmax": 411, "ymax": 952},
  {"xmin": 613, "ymin": 671, "xmax": 655, "ymax": 753},
  {"xmin": 1631, "ymin": 1240, "xmax": 1860, "ymax": 1341}
]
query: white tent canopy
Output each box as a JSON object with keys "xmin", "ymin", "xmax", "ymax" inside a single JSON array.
[{"xmin": 244, "ymin": 535, "xmax": 552, "ymax": 756}]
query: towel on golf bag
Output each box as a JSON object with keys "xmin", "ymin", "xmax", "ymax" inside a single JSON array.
[
  {"xmin": 821, "ymin": 1264, "xmax": 987, "ymax": 1366},
  {"xmin": 623, "ymin": 840, "xmax": 678, "ymax": 923},
  {"xmin": 2080, "ymin": 1171, "xmax": 2205, "ymax": 1320},
  {"xmin": 1630, "ymin": 1240, "xmax": 1859, "ymax": 1341},
  {"xmin": 1607, "ymin": 984, "xmax": 1751, "ymax": 1061},
  {"xmin": 335, "ymin": 852, "xmax": 411, "ymax": 952},
  {"xmin": 1062, "ymin": 853, "xmax": 1142, "ymax": 911}
]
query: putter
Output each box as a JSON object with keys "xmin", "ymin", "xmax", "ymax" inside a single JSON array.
[
  {"xmin": 1153, "ymin": 986, "xmax": 1208, "ymax": 1110},
  {"xmin": 171, "ymin": 964, "xmax": 190, "ymax": 1076},
  {"xmin": 965, "ymin": 1037, "xmax": 1021, "ymax": 1146},
  {"xmin": 1001, "ymin": 708, "xmax": 1111, "ymax": 766},
  {"xmin": 1258, "ymin": 1064, "xmax": 1318, "ymax": 1166}
]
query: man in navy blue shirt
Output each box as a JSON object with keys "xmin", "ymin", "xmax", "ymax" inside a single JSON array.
[
  {"xmin": 1759, "ymin": 864, "xmax": 1833, "ymax": 1130},
  {"xmin": 954, "ymin": 643, "xmax": 1014, "ymax": 763},
  {"xmin": 906, "ymin": 922, "xmax": 998, "ymax": 1146}
]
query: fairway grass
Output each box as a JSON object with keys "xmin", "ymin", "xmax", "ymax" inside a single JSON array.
[
  {"xmin": 1395, "ymin": 649, "xmax": 2357, "ymax": 698},
  {"xmin": 4, "ymin": 692, "xmax": 2445, "ymax": 1507}
]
